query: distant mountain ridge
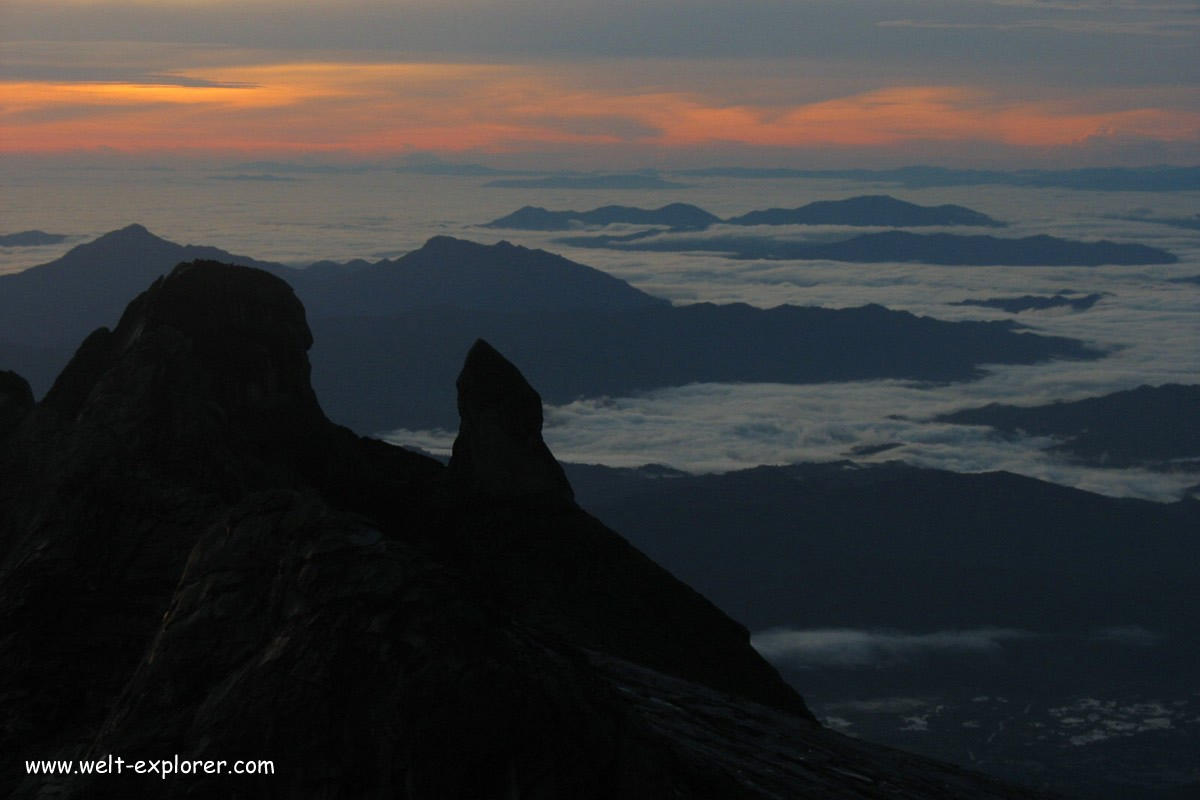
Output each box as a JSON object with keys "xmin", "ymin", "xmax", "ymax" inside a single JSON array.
[
  {"xmin": 484, "ymin": 195, "xmax": 1005, "ymax": 230},
  {"xmin": 0, "ymin": 230, "xmax": 69, "ymax": 247},
  {"xmin": 725, "ymin": 195, "xmax": 1005, "ymax": 227},
  {"xmin": 0, "ymin": 224, "xmax": 285, "ymax": 348},
  {"xmin": 301, "ymin": 235, "xmax": 668, "ymax": 316},
  {"xmin": 560, "ymin": 229, "xmax": 1177, "ymax": 266},
  {"xmin": 484, "ymin": 203, "xmax": 721, "ymax": 230},
  {"xmin": 0, "ymin": 226, "xmax": 666, "ymax": 392},
  {"xmin": 0, "ymin": 226, "xmax": 1103, "ymax": 435}
]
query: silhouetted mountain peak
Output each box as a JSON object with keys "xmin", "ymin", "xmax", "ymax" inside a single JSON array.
[
  {"xmin": 0, "ymin": 262, "xmax": 1066, "ymax": 798},
  {"xmin": 448, "ymin": 338, "xmax": 574, "ymax": 503},
  {"xmin": 110, "ymin": 221, "xmax": 152, "ymax": 237},
  {"xmin": 309, "ymin": 235, "xmax": 668, "ymax": 315},
  {"xmin": 411, "ymin": 234, "xmax": 551, "ymax": 261},
  {"xmin": 44, "ymin": 260, "xmax": 321, "ymax": 427},
  {"xmin": 73, "ymin": 223, "xmax": 171, "ymax": 256}
]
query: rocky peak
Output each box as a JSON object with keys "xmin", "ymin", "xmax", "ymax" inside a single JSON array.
[
  {"xmin": 448, "ymin": 338, "xmax": 574, "ymax": 503},
  {"xmin": 44, "ymin": 260, "xmax": 321, "ymax": 426},
  {"xmin": 0, "ymin": 263, "xmax": 1056, "ymax": 799}
]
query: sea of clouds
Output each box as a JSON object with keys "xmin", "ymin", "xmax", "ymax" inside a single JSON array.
[{"xmin": 4, "ymin": 165, "xmax": 1197, "ymax": 500}]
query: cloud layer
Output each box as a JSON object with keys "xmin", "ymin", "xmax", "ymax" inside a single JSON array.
[{"xmin": 751, "ymin": 627, "xmax": 1038, "ymax": 668}]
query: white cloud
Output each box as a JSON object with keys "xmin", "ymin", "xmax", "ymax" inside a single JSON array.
[{"xmin": 750, "ymin": 627, "xmax": 1038, "ymax": 668}]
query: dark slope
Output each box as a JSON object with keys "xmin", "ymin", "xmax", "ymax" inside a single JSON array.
[
  {"xmin": 562, "ymin": 460, "xmax": 1200, "ymax": 798},
  {"xmin": 0, "ymin": 261, "xmax": 1062, "ymax": 799},
  {"xmin": 565, "ymin": 461, "xmax": 1198, "ymax": 636},
  {"xmin": 726, "ymin": 195, "xmax": 1005, "ymax": 227},
  {"xmin": 936, "ymin": 383, "xmax": 1200, "ymax": 469},
  {"xmin": 0, "ymin": 262, "xmax": 1060, "ymax": 800},
  {"xmin": 299, "ymin": 235, "xmax": 668, "ymax": 316},
  {"xmin": 310, "ymin": 301, "xmax": 1100, "ymax": 432},
  {"xmin": 484, "ymin": 203, "xmax": 721, "ymax": 230}
]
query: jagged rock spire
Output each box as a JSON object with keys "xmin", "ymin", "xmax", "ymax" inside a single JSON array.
[{"xmin": 447, "ymin": 339, "xmax": 574, "ymax": 503}]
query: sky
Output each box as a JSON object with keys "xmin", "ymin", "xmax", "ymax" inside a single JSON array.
[{"xmin": 2, "ymin": 0, "xmax": 1198, "ymax": 168}]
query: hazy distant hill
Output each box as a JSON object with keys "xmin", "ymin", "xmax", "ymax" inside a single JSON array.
[
  {"xmin": 936, "ymin": 383, "xmax": 1200, "ymax": 469},
  {"xmin": 298, "ymin": 235, "xmax": 668, "ymax": 316},
  {"xmin": 484, "ymin": 203, "xmax": 721, "ymax": 230},
  {"xmin": 725, "ymin": 195, "xmax": 1005, "ymax": 227},
  {"xmin": 0, "ymin": 228, "xmax": 667, "ymax": 394},
  {"xmin": 0, "ymin": 224, "xmax": 284, "ymax": 348},
  {"xmin": 0, "ymin": 230, "xmax": 69, "ymax": 247},
  {"xmin": 561, "ymin": 230, "xmax": 1178, "ymax": 266}
]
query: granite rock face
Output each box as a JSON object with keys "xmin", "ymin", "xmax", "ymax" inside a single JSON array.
[
  {"xmin": 0, "ymin": 260, "xmax": 1054, "ymax": 799},
  {"xmin": 448, "ymin": 338, "xmax": 574, "ymax": 503}
]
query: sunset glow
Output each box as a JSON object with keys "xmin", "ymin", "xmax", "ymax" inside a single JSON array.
[
  {"xmin": 3, "ymin": 60, "xmax": 1198, "ymax": 159},
  {"xmin": 2, "ymin": 0, "xmax": 1197, "ymax": 165}
]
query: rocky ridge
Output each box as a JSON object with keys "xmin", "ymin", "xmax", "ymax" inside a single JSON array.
[{"xmin": 0, "ymin": 260, "xmax": 1053, "ymax": 798}]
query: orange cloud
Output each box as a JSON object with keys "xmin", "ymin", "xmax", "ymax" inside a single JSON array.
[{"xmin": 2, "ymin": 60, "xmax": 1197, "ymax": 156}]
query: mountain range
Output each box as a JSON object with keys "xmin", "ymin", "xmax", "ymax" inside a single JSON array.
[
  {"xmin": 0, "ymin": 260, "xmax": 1056, "ymax": 799},
  {"xmin": 484, "ymin": 202, "xmax": 721, "ymax": 231},
  {"xmin": 485, "ymin": 195, "xmax": 1006, "ymax": 230},
  {"xmin": 0, "ymin": 225, "xmax": 1101, "ymax": 433},
  {"xmin": 725, "ymin": 195, "xmax": 1005, "ymax": 227}
]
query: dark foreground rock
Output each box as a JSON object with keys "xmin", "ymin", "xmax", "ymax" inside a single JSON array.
[{"xmin": 0, "ymin": 261, "xmax": 1053, "ymax": 798}]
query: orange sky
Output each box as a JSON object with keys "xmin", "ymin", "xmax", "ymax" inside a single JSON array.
[{"xmin": 3, "ymin": 59, "xmax": 1198, "ymax": 162}]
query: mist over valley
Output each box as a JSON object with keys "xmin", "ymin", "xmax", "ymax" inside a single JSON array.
[{"xmin": 2, "ymin": 164, "xmax": 1198, "ymax": 798}]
